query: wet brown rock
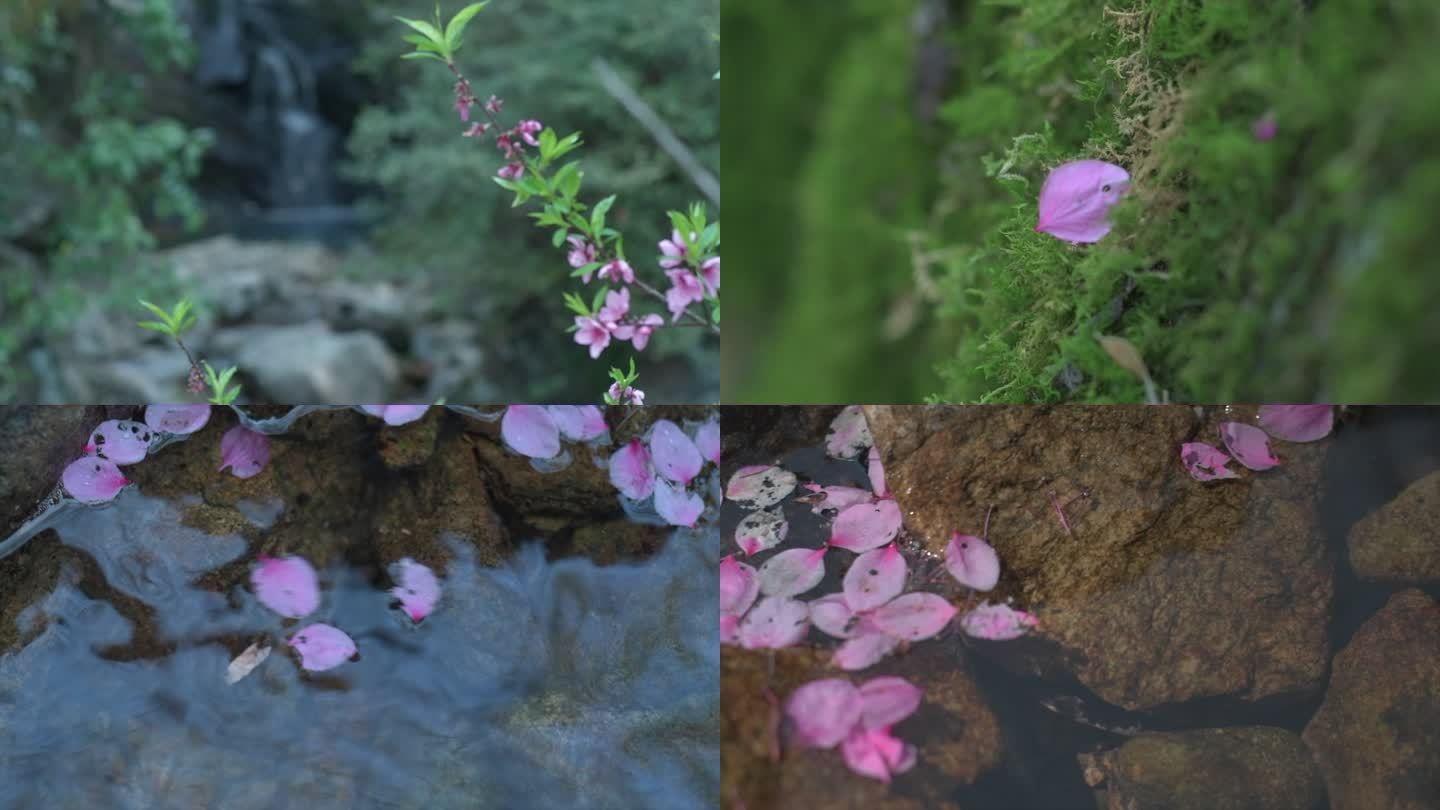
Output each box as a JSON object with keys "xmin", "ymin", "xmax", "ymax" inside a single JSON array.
[
  {"xmin": 1085, "ymin": 726, "xmax": 1325, "ymax": 810},
  {"xmin": 863, "ymin": 405, "xmax": 1333, "ymax": 711},
  {"xmin": 375, "ymin": 408, "xmax": 441, "ymax": 469},
  {"xmin": 568, "ymin": 519, "xmax": 667, "ymax": 565},
  {"xmin": 1303, "ymin": 589, "xmax": 1440, "ymax": 810},
  {"xmin": 1347, "ymin": 469, "xmax": 1440, "ymax": 586},
  {"xmin": 0, "ymin": 406, "xmax": 120, "ymax": 538},
  {"xmin": 468, "ymin": 429, "xmax": 617, "ymax": 524},
  {"xmin": 721, "ymin": 406, "xmax": 844, "ymax": 465}
]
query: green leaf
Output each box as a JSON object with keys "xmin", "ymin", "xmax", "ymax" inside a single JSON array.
[
  {"xmin": 137, "ymin": 298, "xmax": 173, "ymax": 325},
  {"xmin": 401, "ymin": 52, "xmax": 449, "ymax": 63},
  {"xmin": 590, "ymin": 285, "xmax": 609, "ymax": 315},
  {"xmin": 712, "ymin": 303, "xmax": 720, "ymax": 324},
  {"xmin": 551, "ymin": 228, "xmax": 569, "ymax": 248},
  {"xmin": 571, "ymin": 261, "xmax": 602, "ymax": 278},
  {"xmin": 591, "ymin": 194, "xmax": 616, "ymax": 233},
  {"xmin": 444, "ymin": 1, "xmax": 490, "ymax": 53},
  {"xmin": 395, "ymin": 16, "xmax": 445, "ymax": 46},
  {"xmin": 136, "ymin": 320, "xmax": 172, "ymax": 335}
]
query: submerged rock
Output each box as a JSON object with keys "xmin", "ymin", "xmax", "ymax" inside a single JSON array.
[
  {"xmin": 0, "ymin": 406, "xmax": 114, "ymax": 539},
  {"xmin": 1347, "ymin": 469, "xmax": 1440, "ymax": 585}
]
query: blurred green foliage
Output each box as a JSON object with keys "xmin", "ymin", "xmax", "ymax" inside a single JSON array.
[
  {"xmin": 345, "ymin": 0, "xmax": 719, "ymax": 400},
  {"xmin": 728, "ymin": 0, "xmax": 1440, "ymax": 403},
  {"xmin": 0, "ymin": 0, "xmax": 210, "ymax": 398}
]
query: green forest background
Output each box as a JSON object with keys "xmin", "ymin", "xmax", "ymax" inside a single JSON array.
[
  {"xmin": 723, "ymin": 0, "xmax": 1440, "ymax": 404},
  {"xmin": 0, "ymin": 0, "xmax": 717, "ymax": 401}
]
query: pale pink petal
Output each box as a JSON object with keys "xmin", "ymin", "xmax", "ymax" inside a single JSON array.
[
  {"xmin": 857, "ymin": 677, "xmax": 923, "ymax": 730},
  {"xmin": 1257, "ymin": 405, "xmax": 1334, "ymax": 443},
  {"xmin": 842, "ymin": 543, "xmax": 906, "ymax": 613},
  {"xmin": 725, "ymin": 465, "xmax": 797, "ymax": 508},
  {"xmin": 546, "ymin": 405, "xmax": 608, "ymax": 440},
  {"xmin": 719, "ymin": 555, "xmax": 760, "ymax": 616},
  {"xmin": 959, "ymin": 601, "xmax": 1039, "ymax": 640},
  {"xmin": 379, "ymin": 405, "xmax": 430, "ymax": 426},
  {"xmin": 1219, "ymin": 421, "xmax": 1281, "ymax": 471},
  {"xmin": 251, "ymin": 554, "xmax": 321, "ymax": 618},
  {"xmin": 608, "ymin": 439, "xmax": 656, "ymax": 500},
  {"xmin": 85, "ymin": 419, "xmax": 153, "ymax": 465},
  {"xmin": 828, "ymin": 500, "xmax": 902, "ymax": 552},
  {"xmin": 693, "ymin": 418, "xmax": 720, "ymax": 465},
  {"xmin": 1180, "ymin": 441, "xmax": 1239, "ymax": 482},
  {"xmin": 866, "ymin": 446, "xmax": 888, "ymax": 498},
  {"xmin": 288, "ymin": 623, "xmax": 357, "ymax": 671},
  {"xmin": 144, "ymin": 404, "xmax": 211, "ymax": 435},
  {"xmin": 218, "ymin": 425, "xmax": 271, "ymax": 479},
  {"xmin": 808, "ymin": 593, "xmax": 859, "ymax": 639},
  {"xmin": 870, "ymin": 592, "xmax": 956, "ymax": 641},
  {"xmin": 737, "ymin": 595, "xmax": 810, "ymax": 649},
  {"xmin": 757, "ymin": 547, "xmax": 827, "ymax": 599},
  {"xmin": 944, "ymin": 532, "xmax": 1000, "ymax": 592},
  {"xmin": 833, "ymin": 630, "xmax": 900, "ymax": 671},
  {"xmin": 825, "ymin": 406, "xmax": 872, "ymax": 459},
  {"xmin": 649, "ymin": 419, "xmax": 703, "ymax": 486},
  {"xmin": 501, "ymin": 405, "xmax": 561, "ymax": 459},
  {"xmin": 388, "ymin": 557, "xmax": 441, "ymax": 622},
  {"xmin": 841, "ymin": 727, "xmax": 894, "ymax": 782},
  {"xmin": 62, "ymin": 456, "xmax": 130, "ymax": 504},
  {"xmin": 1035, "ymin": 159, "xmax": 1131, "ymax": 244},
  {"xmin": 785, "ymin": 678, "xmax": 862, "ymax": 750},
  {"xmin": 654, "ymin": 477, "xmax": 704, "ymax": 527},
  {"xmin": 734, "ymin": 509, "xmax": 788, "ymax": 556},
  {"xmin": 800, "ymin": 483, "xmax": 874, "ymax": 514}
]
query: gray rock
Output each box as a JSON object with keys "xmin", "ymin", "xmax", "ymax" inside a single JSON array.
[{"xmin": 214, "ymin": 321, "xmax": 398, "ymax": 402}]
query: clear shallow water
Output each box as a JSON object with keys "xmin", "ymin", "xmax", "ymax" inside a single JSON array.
[{"xmin": 0, "ymin": 485, "xmax": 719, "ymax": 809}]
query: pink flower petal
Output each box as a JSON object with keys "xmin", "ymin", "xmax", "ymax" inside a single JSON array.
[
  {"xmin": 1219, "ymin": 422, "xmax": 1281, "ymax": 471},
  {"xmin": 608, "ymin": 438, "xmax": 656, "ymax": 500},
  {"xmin": 219, "ymin": 425, "xmax": 271, "ymax": 479},
  {"xmin": 719, "ymin": 555, "xmax": 760, "ymax": 616},
  {"xmin": 833, "ymin": 630, "xmax": 900, "ymax": 671},
  {"xmin": 545, "ymin": 405, "xmax": 608, "ymax": 441},
  {"xmin": 1257, "ymin": 405, "xmax": 1334, "ymax": 443},
  {"xmin": 725, "ymin": 465, "xmax": 797, "ymax": 508},
  {"xmin": 801, "ymin": 483, "xmax": 875, "ymax": 514},
  {"xmin": 1035, "ymin": 159, "xmax": 1131, "ymax": 243},
  {"xmin": 842, "ymin": 727, "xmax": 915, "ymax": 783},
  {"xmin": 734, "ymin": 509, "xmax": 787, "ymax": 556},
  {"xmin": 857, "ymin": 676, "xmax": 923, "ymax": 730},
  {"xmin": 757, "ymin": 547, "xmax": 827, "ymax": 599},
  {"xmin": 144, "ymin": 404, "xmax": 211, "ymax": 435},
  {"xmin": 388, "ymin": 557, "xmax": 441, "ymax": 622},
  {"xmin": 693, "ymin": 418, "xmax": 720, "ymax": 465},
  {"xmin": 825, "ymin": 406, "xmax": 872, "ymax": 459},
  {"xmin": 61, "ymin": 456, "xmax": 130, "ymax": 504},
  {"xmin": 288, "ymin": 623, "xmax": 357, "ymax": 672},
  {"xmin": 649, "ymin": 419, "xmax": 703, "ymax": 486},
  {"xmin": 866, "ymin": 446, "xmax": 888, "ymax": 498},
  {"xmin": 808, "ymin": 593, "xmax": 859, "ymax": 639},
  {"xmin": 363, "ymin": 405, "xmax": 430, "ymax": 426},
  {"xmin": 654, "ymin": 477, "xmax": 704, "ymax": 527},
  {"xmin": 737, "ymin": 596, "xmax": 810, "ymax": 649},
  {"xmin": 842, "ymin": 543, "xmax": 906, "ymax": 613},
  {"xmin": 944, "ymin": 532, "xmax": 1000, "ymax": 592},
  {"xmin": 501, "ymin": 405, "xmax": 561, "ymax": 459},
  {"xmin": 720, "ymin": 613, "xmax": 740, "ymax": 645},
  {"xmin": 251, "ymin": 554, "xmax": 321, "ymax": 618},
  {"xmin": 828, "ymin": 500, "xmax": 902, "ymax": 552},
  {"xmin": 1180, "ymin": 441, "xmax": 1239, "ymax": 482},
  {"xmin": 959, "ymin": 602, "xmax": 1038, "ymax": 640},
  {"xmin": 870, "ymin": 592, "xmax": 956, "ymax": 641},
  {"xmin": 785, "ymin": 678, "xmax": 862, "ymax": 750},
  {"xmin": 85, "ymin": 419, "xmax": 153, "ymax": 465}
]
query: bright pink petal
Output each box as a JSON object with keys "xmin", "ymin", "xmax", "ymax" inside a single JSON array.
[
  {"xmin": 389, "ymin": 557, "xmax": 441, "ymax": 622},
  {"xmin": 218, "ymin": 426, "xmax": 271, "ymax": 479},
  {"xmin": 828, "ymin": 500, "xmax": 902, "ymax": 552},
  {"xmin": 649, "ymin": 419, "xmax": 703, "ymax": 486},
  {"xmin": 841, "ymin": 727, "xmax": 893, "ymax": 782},
  {"xmin": 857, "ymin": 676, "xmax": 923, "ymax": 729},
  {"xmin": 501, "ymin": 405, "xmax": 561, "ymax": 459},
  {"xmin": 693, "ymin": 418, "xmax": 720, "ymax": 465},
  {"xmin": 720, "ymin": 613, "xmax": 740, "ymax": 645},
  {"xmin": 944, "ymin": 532, "xmax": 1000, "ymax": 591},
  {"xmin": 785, "ymin": 678, "xmax": 862, "ymax": 750},
  {"xmin": 832, "ymin": 630, "xmax": 900, "ymax": 671},
  {"xmin": 608, "ymin": 439, "xmax": 656, "ymax": 500},
  {"xmin": 61, "ymin": 456, "xmax": 130, "ymax": 504},
  {"xmin": 1219, "ymin": 422, "xmax": 1281, "ymax": 471},
  {"xmin": 959, "ymin": 601, "xmax": 1039, "ymax": 640},
  {"xmin": 144, "ymin": 404, "xmax": 211, "ymax": 435},
  {"xmin": 843, "ymin": 543, "xmax": 906, "ymax": 613},
  {"xmin": 825, "ymin": 406, "xmax": 872, "ymax": 459},
  {"xmin": 757, "ymin": 547, "xmax": 827, "ymax": 599},
  {"xmin": 801, "ymin": 483, "xmax": 875, "ymax": 514},
  {"xmin": 654, "ymin": 477, "xmax": 704, "ymax": 527},
  {"xmin": 734, "ymin": 509, "xmax": 787, "ymax": 556},
  {"xmin": 808, "ymin": 593, "xmax": 859, "ymax": 639},
  {"xmin": 1180, "ymin": 441, "xmax": 1239, "ymax": 482},
  {"xmin": 546, "ymin": 405, "xmax": 608, "ymax": 441},
  {"xmin": 1257, "ymin": 405, "xmax": 1334, "ymax": 443},
  {"xmin": 251, "ymin": 554, "xmax": 320, "ymax": 618},
  {"xmin": 737, "ymin": 596, "xmax": 810, "ymax": 649},
  {"xmin": 719, "ymin": 555, "xmax": 760, "ymax": 616},
  {"xmin": 85, "ymin": 419, "xmax": 153, "ymax": 465},
  {"xmin": 866, "ymin": 446, "xmax": 888, "ymax": 498},
  {"xmin": 870, "ymin": 592, "xmax": 956, "ymax": 641},
  {"xmin": 288, "ymin": 623, "xmax": 357, "ymax": 671},
  {"xmin": 725, "ymin": 465, "xmax": 797, "ymax": 508},
  {"xmin": 1035, "ymin": 159, "xmax": 1131, "ymax": 243}
]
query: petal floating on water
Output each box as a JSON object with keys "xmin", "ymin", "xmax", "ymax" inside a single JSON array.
[
  {"xmin": 1257, "ymin": 404, "xmax": 1334, "ymax": 443},
  {"xmin": 1219, "ymin": 421, "xmax": 1281, "ymax": 471},
  {"xmin": 725, "ymin": 465, "xmax": 797, "ymax": 509},
  {"xmin": 719, "ymin": 554, "xmax": 760, "ymax": 616},
  {"xmin": 288, "ymin": 623, "xmax": 357, "ymax": 672},
  {"xmin": 608, "ymin": 438, "xmax": 656, "ymax": 500},
  {"xmin": 61, "ymin": 456, "xmax": 130, "ymax": 504},
  {"xmin": 649, "ymin": 419, "xmax": 703, "ymax": 486},
  {"xmin": 734, "ymin": 508, "xmax": 788, "ymax": 556},
  {"xmin": 757, "ymin": 546, "xmax": 827, "ymax": 599},
  {"xmin": 869, "ymin": 592, "xmax": 956, "ymax": 641},
  {"xmin": 85, "ymin": 419, "xmax": 153, "ymax": 465},
  {"xmin": 251, "ymin": 554, "xmax": 320, "ymax": 619},
  {"xmin": 736, "ymin": 595, "xmax": 810, "ymax": 650},
  {"xmin": 785, "ymin": 678, "xmax": 862, "ymax": 750},
  {"xmin": 225, "ymin": 642, "xmax": 272, "ymax": 685},
  {"xmin": 144, "ymin": 404, "xmax": 211, "ymax": 435},
  {"xmin": 693, "ymin": 418, "xmax": 720, "ymax": 465},
  {"xmin": 546, "ymin": 405, "xmax": 608, "ymax": 441},
  {"xmin": 825, "ymin": 405, "xmax": 872, "ymax": 459},
  {"xmin": 857, "ymin": 676, "xmax": 923, "ymax": 730},
  {"xmin": 959, "ymin": 601, "xmax": 1039, "ymax": 641},
  {"xmin": 944, "ymin": 532, "xmax": 1000, "ymax": 592},
  {"xmin": 501, "ymin": 405, "xmax": 561, "ymax": 459},
  {"xmin": 828, "ymin": 500, "xmax": 902, "ymax": 552},
  {"xmin": 654, "ymin": 477, "xmax": 704, "ymax": 527},
  {"xmin": 389, "ymin": 557, "xmax": 441, "ymax": 622},
  {"xmin": 219, "ymin": 425, "xmax": 271, "ymax": 479},
  {"xmin": 843, "ymin": 543, "xmax": 906, "ymax": 613}
]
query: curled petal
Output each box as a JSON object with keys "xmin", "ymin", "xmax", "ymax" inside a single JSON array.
[
  {"xmin": 1257, "ymin": 405, "xmax": 1334, "ymax": 443},
  {"xmin": 388, "ymin": 557, "xmax": 441, "ymax": 622},
  {"xmin": 85, "ymin": 419, "xmax": 153, "ymax": 465},
  {"xmin": 251, "ymin": 554, "xmax": 321, "ymax": 619},
  {"xmin": 828, "ymin": 500, "xmax": 902, "ymax": 552},
  {"xmin": 62, "ymin": 456, "xmax": 130, "ymax": 504},
  {"xmin": 725, "ymin": 465, "xmax": 797, "ymax": 508},
  {"xmin": 1219, "ymin": 422, "xmax": 1281, "ymax": 471},
  {"xmin": 757, "ymin": 547, "xmax": 827, "ymax": 599},
  {"xmin": 545, "ymin": 405, "xmax": 608, "ymax": 441},
  {"xmin": 501, "ymin": 405, "xmax": 561, "ymax": 459},
  {"xmin": 808, "ymin": 593, "xmax": 859, "ymax": 639},
  {"xmin": 219, "ymin": 426, "xmax": 271, "ymax": 479},
  {"xmin": 1180, "ymin": 441, "xmax": 1239, "ymax": 482},
  {"xmin": 959, "ymin": 602, "xmax": 1039, "ymax": 641},
  {"xmin": 608, "ymin": 439, "xmax": 656, "ymax": 500},
  {"xmin": 693, "ymin": 418, "xmax": 721, "ymax": 465},
  {"xmin": 719, "ymin": 555, "xmax": 760, "ymax": 616},
  {"xmin": 144, "ymin": 404, "xmax": 211, "ymax": 435},
  {"xmin": 857, "ymin": 676, "xmax": 923, "ymax": 730},
  {"xmin": 944, "ymin": 533, "xmax": 1000, "ymax": 591},
  {"xmin": 737, "ymin": 596, "xmax": 810, "ymax": 649},
  {"xmin": 654, "ymin": 478, "xmax": 704, "ymax": 527},
  {"xmin": 288, "ymin": 623, "xmax": 357, "ymax": 672},
  {"xmin": 734, "ymin": 508, "xmax": 788, "ymax": 556},
  {"xmin": 825, "ymin": 406, "xmax": 872, "ymax": 459},
  {"xmin": 649, "ymin": 419, "xmax": 704, "ymax": 485},
  {"xmin": 785, "ymin": 678, "xmax": 862, "ymax": 750},
  {"xmin": 842, "ymin": 543, "xmax": 906, "ymax": 613},
  {"xmin": 870, "ymin": 592, "xmax": 956, "ymax": 641},
  {"xmin": 833, "ymin": 631, "xmax": 900, "ymax": 671},
  {"xmin": 866, "ymin": 446, "xmax": 888, "ymax": 498}
]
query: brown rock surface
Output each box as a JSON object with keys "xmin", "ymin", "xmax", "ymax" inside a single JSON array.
[
  {"xmin": 1303, "ymin": 589, "xmax": 1440, "ymax": 810},
  {"xmin": 0, "ymin": 406, "xmax": 119, "ymax": 538},
  {"xmin": 1347, "ymin": 469, "xmax": 1440, "ymax": 585}
]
